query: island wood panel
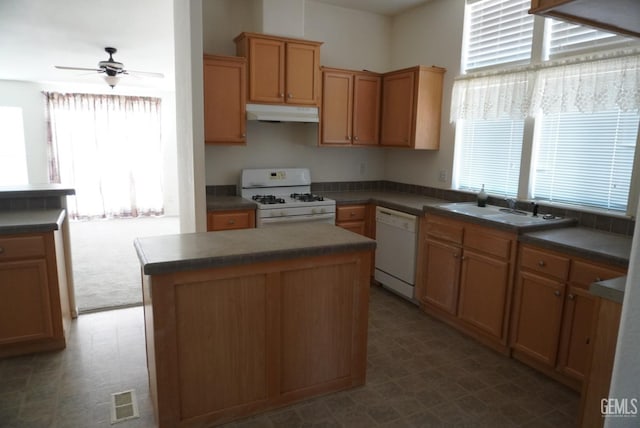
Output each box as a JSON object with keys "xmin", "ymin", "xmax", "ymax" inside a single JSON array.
[
  {"xmin": 143, "ymin": 250, "xmax": 371, "ymax": 427},
  {"xmin": 280, "ymin": 263, "xmax": 354, "ymax": 393},
  {"xmin": 175, "ymin": 274, "xmax": 269, "ymax": 419}
]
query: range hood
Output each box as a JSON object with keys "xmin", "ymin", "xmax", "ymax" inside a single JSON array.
[{"xmin": 246, "ymin": 103, "xmax": 319, "ymax": 123}]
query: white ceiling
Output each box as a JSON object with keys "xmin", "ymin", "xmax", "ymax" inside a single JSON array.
[
  {"xmin": 0, "ymin": 0, "xmax": 429, "ymax": 92},
  {"xmin": 314, "ymin": 0, "xmax": 431, "ymax": 16},
  {"xmin": 0, "ymin": 0, "xmax": 175, "ymax": 92}
]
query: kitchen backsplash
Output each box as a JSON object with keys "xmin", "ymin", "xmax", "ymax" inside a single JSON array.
[{"xmin": 206, "ymin": 181, "xmax": 636, "ymax": 236}]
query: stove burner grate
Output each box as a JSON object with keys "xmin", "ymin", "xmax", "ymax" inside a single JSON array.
[
  {"xmin": 290, "ymin": 193, "xmax": 324, "ymax": 202},
  {"xmin": 252, "ymin": 195, "xmax": 285, "ymax": 204}
]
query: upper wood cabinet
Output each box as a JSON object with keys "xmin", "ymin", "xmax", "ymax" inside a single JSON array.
[
  {"xmin": 530, "ymin": 0, "xmax": 640, "ymax": 39},
  {"xmin": 235, "ymin": 32, "xmax": 322, "ymax": 106},
  {"xmin": 320, "ymin": 67, "xmax": 381, "ymax": 146},
  {"xmin": 203, "ymin": 55, "xmax": 246, "ymax": 145},
  {"xmin": 380, "ymin": 66, "xmax": 445, "ymax": 150}
]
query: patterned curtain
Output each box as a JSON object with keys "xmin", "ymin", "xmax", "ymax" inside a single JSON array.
[{"xmin": 45, "ymin": 92, "xmax": 164, "ymax": 219}]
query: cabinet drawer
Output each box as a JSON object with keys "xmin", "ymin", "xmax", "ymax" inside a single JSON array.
[
  {"xmin": 336, "ymin": 205, "xmax": 366, "ymax": 222},
  {"xmin": 208, "ymin": 211, "xmax": 254, "ymax": 231},
  {"xmin": 570, "ymin": 260, "xmax": 624, "ymax": 290},
  {"xmin": 464, "ymin": 228, "xmax": 511, "ymax": 259},
  {"xmin": 425, "ymin": 217, "xmax": 463, "ymax": 245},
  {"xmin": 0, "ymin": 235, "xmax": 46, "ymax": 260},
  {"xmin": 520, "ymin": 246, "xmax": 570, "ymax": 281}
]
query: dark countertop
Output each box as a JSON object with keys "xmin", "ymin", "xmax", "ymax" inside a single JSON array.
[
  {"xmin": 590, "ymin": 276, "xmax": 626, "ymax": 304},
  {"xmin": 206, "ymin": 195, "xmax": 257, "ymax": 211},
  {"xmin": 134, "ymin": 223, "xmax": 376, "ymax": 275},
  {"xmin": 520, "ymin": 227, "xmax": 632, "ymax": 268},
  {"xmin": 206, "ymin": 189, "xmax": 630, "ymax": 271},
  {"xmin": 0, "ymin": 209, "xmax": 66, "ymax": 235},
  {"xmin": 0, "ymin": 184, "xmax": 75, "ymax": 198},
  {"xmin": 322, "ymin": 191, "xmax": 444, "ymax": 216}
]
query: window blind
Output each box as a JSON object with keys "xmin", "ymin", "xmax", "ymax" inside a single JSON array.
[
  {"xmin": 532, "ymin": 110, "xmax": 640, "ymax": 211},
  {"xmin": 456, "ymin": 118, "xmax": 524, "ymax": 196},
  {"xmin": 546, "ymin": 19, "xmax": 634, "ymax": 59},
  {"xmin": 464, "ymin": 0, "xmax": 534, "ymax": 71}
]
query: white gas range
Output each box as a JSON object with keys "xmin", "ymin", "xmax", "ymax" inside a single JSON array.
[{"xmin": 240, "ymin": 168, "xmax": 336, "ymax": 227}]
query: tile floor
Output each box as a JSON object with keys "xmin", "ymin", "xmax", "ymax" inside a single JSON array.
[{"xmin": 0, "ymin": 285, "xmax": 579, "ymax": 428}]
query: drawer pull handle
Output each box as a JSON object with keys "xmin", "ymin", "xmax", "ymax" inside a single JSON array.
[
  {"xmin": 228, "ymin": 219, "xmax": 235, "ymax": 225},
  {"xmin": 0, "ymin": 247, "xmax": 4, "ymax": 254},
  {"xmin": 453, "ymin": 253, "xmax": 459, "ymax": 259},
  {"xmin": 350, "ymin": 212, "xmax": 355, "ymax": 217},
  {"xmin": 538, "ymin": 260, "xmax": 546, "ymax": 267},
  {"xmin": 595, "ymin": 277, "xmax": 602, "ymax": 282},
  {"xmin": 568, "ymin": 293, "xmax": 575, "ymax": 300},
  {"xmin": 554, "ymin": 290, "xmax": 561, "ymax": 297}
]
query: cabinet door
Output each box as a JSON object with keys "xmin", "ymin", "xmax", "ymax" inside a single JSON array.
[
  {"xmin": 248, "ymin": 37, "xmax": 285, "ymax": 103},
  {"xmin": 458, "ymin": 249, "xmax": 510, "ymax": 340},
  {"xmin": 203, "ymin": 56, "xmax": 246, "ymax": 144},
  {"xmin": 321, "ymin": 71, "xmax": 353, "ymax": 145},
  {"xmin": 353, "ymin": 74, "xmax": 381, "ymax": 146},
  {"xmin": 285, "ymin": 42, "xmax": 320, "ymax": 105},
  {"xmin": 511, "ymin": 271, "xmax": 565, "ymax": 366},
  {"xmin": 0, "ymin": 259, "xmax": 53, "ymax": 344},
  {"xmin": 422, "ymin": 239, "xmax": 460, "ymax": 314},
  {"xmin": 380, "ymin": 71, "xmax": 415, "ymax": 147},
  {"xmin": 557, "ymin": 286, "xmax": 596, "ymax": 381}
]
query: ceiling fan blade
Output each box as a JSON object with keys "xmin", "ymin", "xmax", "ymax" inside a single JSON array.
[
  {"xmin": 55, "ymin": 65, "xmax": 102, "ymax": 72},
  {"xmin": 126, "ymin": 69, "xmax": 165, "ymax": 78}
]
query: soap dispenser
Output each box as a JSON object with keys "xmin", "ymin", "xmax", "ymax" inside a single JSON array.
[{"xmin": 477, "ymin": 184, "xmax": 488, "ymax": 207}]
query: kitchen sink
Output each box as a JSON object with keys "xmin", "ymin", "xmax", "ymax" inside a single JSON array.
[
  {"xmin": 499, "ymin": 208, "xmax": 528, "ymax": 215},
  {"xmin": 433, "ymin": 202, "xmax": 572, "ymax": 229}
]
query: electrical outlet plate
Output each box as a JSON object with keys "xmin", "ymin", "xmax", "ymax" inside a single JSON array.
[{"xmin": 438, "ymin": 170, "xmax": 447, "ymax": 182}]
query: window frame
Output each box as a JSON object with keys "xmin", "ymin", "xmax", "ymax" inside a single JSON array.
[{"xmin": 455, "ymin": 0, "xmax": 640, "ymax": 216}]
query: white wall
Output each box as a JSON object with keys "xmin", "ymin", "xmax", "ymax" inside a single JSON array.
[
  {"xmin": 304, "ymin": 1, "xmax": 391, "ymax": 72},
  {"xmin": 384, "ymin": 0, "xmax": 465, "ymax": 188},
  {"xmin": 0, "ymin": 79, "xmax": 180, "ymax": 215},
  {"xmin": 202, "ymin": 0, "xmax": 389, "ymax": 185},
  {"xmin": 0, "ymin": 80, "xmax": 49, "ymax": 184},
  {"xmin": 205, "ymin": 121, "xmax": 385, "ymax": 184}
]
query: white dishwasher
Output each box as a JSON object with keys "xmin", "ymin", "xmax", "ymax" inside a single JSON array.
[{"xmin": 374, "ymin": 206, "xmax": 418, "ymax": 303}]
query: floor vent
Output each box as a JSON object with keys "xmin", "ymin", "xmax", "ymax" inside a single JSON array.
[{"xmin": 110, "ymin": 389, "xmax": 140, "ymax": 424}]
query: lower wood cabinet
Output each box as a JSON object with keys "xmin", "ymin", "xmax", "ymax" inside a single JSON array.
[
  {"xmin": 417, "ymin": 215, "xmax": 516, "ymax": 353},
  {"xmin": 335, "ymin": 204, "xmax": 374, "ymax": 238},
  {"xmin": 510, "ymin": 244, "xmax": 625, "ymax": 390},
  {"xmin": 0, "ymin": 231, "xmax": 70, "ymax": 357},
  {"xmin": 207, "ymin": 209, "xmax": 256, "ymax": 231}
]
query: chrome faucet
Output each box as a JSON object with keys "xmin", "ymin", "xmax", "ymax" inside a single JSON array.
[{"xmin": 506, "ymin": 198, "xmax": 516, "ymax": 211}]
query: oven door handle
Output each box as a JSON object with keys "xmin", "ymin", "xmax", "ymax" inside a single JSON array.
[{"xmin": 260, "ymin": 213, "xmax": 335, "ymax": 225}]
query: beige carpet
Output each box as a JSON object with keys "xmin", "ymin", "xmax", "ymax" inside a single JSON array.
[{"xmin": 70, "ymin": 216, "xmax": 179, "ymax": 313}]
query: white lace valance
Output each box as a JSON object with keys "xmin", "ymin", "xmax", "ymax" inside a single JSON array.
[
  {"xmin": 450, "ymin": 53, "xmax": 640, "ymax": 122},
  {"xmin": 531, "ymin": 55, "xmax": 640, "ymax": 115},
  {"xmin": 450, "ymin": 71, "xmax": 535, "ymax": 122}
]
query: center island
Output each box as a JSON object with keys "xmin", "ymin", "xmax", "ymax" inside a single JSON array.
[{"xmin": 134, "ymin": 223, "xmax": 376, "ymax": 428}]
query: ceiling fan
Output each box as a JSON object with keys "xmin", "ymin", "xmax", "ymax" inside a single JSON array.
[{"xmin": 54, "ymin": 47, "xmax": 164, "ymax": 88}]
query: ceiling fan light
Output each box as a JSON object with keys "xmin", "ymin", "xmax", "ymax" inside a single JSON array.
[{"xmin": 103, "ymin": 74, "xmax": 121, "ymax": 88}]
